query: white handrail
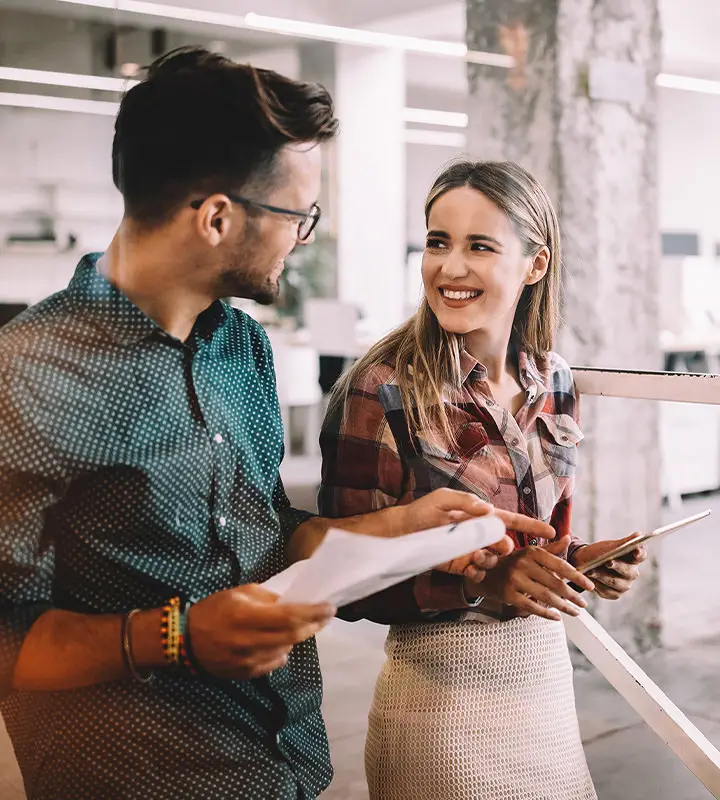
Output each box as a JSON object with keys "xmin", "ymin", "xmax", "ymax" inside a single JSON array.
[
  {"xmin": 573, "ymin": 367, "xmax": 720, "ymax": 405},
  {"xmin": 565, "ymin": 611, "xmax": 720, "ymax": 797}
]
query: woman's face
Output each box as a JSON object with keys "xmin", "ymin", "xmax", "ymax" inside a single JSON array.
[{"xmin": 421, "ymin": 186, "xmax": 544, "ymax": 337}]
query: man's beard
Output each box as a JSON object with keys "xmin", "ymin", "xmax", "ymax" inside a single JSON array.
[
  {"xmin": 218, "ymin": 222, "xmax": 282, "ymax": 304},
  {"xmin": 217, "ymin": 270, "xmax": 280, "ymax": 305}
]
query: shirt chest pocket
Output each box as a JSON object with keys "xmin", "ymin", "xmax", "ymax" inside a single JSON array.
[
  {"xmin": 416, "ymin": 422, "xmax": 500, "ymax": 500},
  {"xmin": 536, "ymin": 413, "xmax": 583, "ymax": 478}
]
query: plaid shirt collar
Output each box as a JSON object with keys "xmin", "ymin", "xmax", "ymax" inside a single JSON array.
[{"xmin": 459, "ymin": 345, "xmax": 549, "ymax": 402}]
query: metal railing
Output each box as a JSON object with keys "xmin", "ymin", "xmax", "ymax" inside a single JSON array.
[{"xmin": 568, "ymin": 367, "xmax": 720, "ymax": 798}]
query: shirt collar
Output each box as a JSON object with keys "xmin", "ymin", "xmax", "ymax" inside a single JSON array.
[
  {"xmin": 460, "ymin": 345, "xmax": 549, "ymax": 401},
  {"xmin": 67, "ymin": 253, "xmax": 227, "ymax": 346}
]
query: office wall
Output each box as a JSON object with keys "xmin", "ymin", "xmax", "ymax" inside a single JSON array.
[{"xmin": 658, "ymin": 87, "xmax": 720, "ymax": 261}]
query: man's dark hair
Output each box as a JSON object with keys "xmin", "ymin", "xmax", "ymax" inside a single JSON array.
[{"xmin": 112, "ymin": 47, "xmax": 339, "ymax": 227}]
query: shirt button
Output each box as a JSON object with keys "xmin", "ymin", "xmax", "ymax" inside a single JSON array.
[
  {"xmin": 218, "ymin": 516, "xmax": 227, "ymax": 528},
  {"xmin": 561, "ymin": 435, "xmax": 569, "ymax": 442},
  {"xmin": 213, "ymin": 433, "xmax": 224, "ymax": 444},
  {"xmin": 523, "ymin": 487, "xmax": 532, "ymax": 495},
  {"xmin": 511, "ymin": 437, "xmax": 519, "ymax": 446}
]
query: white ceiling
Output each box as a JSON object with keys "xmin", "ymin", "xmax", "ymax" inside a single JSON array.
[{"xmin": 0, "ymin": 0, "xmax": 719, "ymax": 95}]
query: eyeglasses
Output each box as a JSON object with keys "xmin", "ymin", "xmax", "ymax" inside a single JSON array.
[{"xmin": 190, "ymin": 193, "xmax": 321, "ymax": 241}]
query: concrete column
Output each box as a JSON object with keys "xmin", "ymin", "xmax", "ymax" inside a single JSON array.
[
  {"xmin": 335, "ymin": 46, "xmax": 406, "ymax": 336},
  {"xmin": 466, "ymin": 0, "xmax": 663, "ymax": 652}
]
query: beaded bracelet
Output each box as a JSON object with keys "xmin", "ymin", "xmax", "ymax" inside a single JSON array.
[{"xmin": 160, "ymin": 596, "xmax": 181, "ymax": 667}]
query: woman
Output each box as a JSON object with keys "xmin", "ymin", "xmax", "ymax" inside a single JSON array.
[{"xmin": 319, "ymin": 161, "xmax": 647, "ymax": 799}]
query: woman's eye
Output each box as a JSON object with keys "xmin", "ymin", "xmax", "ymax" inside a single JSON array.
[
  {"xmin": 470, "ymin": 242, "xmax": 493, "ymax": 253},
  {"xmin": 426, "ymin": 238, "xmax": 447, "ymax": 250}
]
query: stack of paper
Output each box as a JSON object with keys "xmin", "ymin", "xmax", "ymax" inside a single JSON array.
[{"xmin": 263, "ymin": 515, "xmax": 506, "ymax": 607}]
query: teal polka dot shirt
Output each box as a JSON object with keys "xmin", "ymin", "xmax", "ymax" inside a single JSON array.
[{"xmin": 0, "ymin": 254, "xmax": 332, "ymax": 799}]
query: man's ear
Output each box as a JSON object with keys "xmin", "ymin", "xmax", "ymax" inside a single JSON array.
[{"xmin": 193, "ymin": 194, "xmax": 240, "ymax": 247}]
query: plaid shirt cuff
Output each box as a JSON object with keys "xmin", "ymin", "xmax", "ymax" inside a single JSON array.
[{"xmin": 414, "ymin": 570, "xmax": 472, "ymax": 613}]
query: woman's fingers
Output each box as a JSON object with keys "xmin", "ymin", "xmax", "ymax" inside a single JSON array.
[
  {"xmin": 507, "ymin": 590, "xmax": 563, "ymax": 622},
  {"xmin": 522, "ymin": 562, "xmax": 588, "ymax": 609},
  {"xmin": 534, "ymin": 548, "xmax": 595, "ymax": 592}
]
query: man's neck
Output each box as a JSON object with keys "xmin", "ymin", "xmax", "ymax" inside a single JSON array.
[{"xmin": 100, "ymin": 222, "xmax": 213, "ymax": 342}]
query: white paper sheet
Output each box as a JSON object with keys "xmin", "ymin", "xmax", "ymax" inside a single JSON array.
[{"xmin": 262, "ymin": 515, "xmax": 506, "ymax": 607}]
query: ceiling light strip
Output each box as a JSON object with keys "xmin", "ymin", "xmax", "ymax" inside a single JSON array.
[
  {"xmin": 0, "ymin": 92, "xmax": 119, "ymax": 116},
  {"xmin": 0, "ymin": 66, "xmax": 136, "ymax": 92},
  {"xmin": 656, "ymin": 72, "xmax": 720, "ymax": 95},
  {"xmin": 403, "ymin": 107, "xmax": 468, "ymax": 128},
  {"xmin": 403, "ymin": 128, "xmax": 467, "ymax": 148},
  {"xmin": 54, "ymin": 0, "xmax": 510, "ymax": 65},
  {"xmin": 55, "ymin": 0, "xmax": 256, "ymax": 29}
]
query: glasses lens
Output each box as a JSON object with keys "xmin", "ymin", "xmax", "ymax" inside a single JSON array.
[{"xmin": 298, "ymin": 206, "xmax": 320, "ymax": 241}]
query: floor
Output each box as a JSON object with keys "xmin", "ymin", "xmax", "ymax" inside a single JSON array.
[{"xmin": 1, "ymin": 473, "xmax": 719, "ymax": 799}]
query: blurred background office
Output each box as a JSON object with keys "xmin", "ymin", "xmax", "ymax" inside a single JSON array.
[{"xmin": 1, "ymin": 2, "xmax": 720, "ymax": 798}]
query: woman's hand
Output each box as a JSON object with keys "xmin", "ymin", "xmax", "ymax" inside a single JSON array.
[
  {"xmin": 438, "ymin": 534, "xmax": 515, "ymax": 583},
  {"xmin": 474, "ymin": 536, "xmax": 595, "ymax": 621},
  {"xmin": 570, "ymin": 535, "xmax": 647, "ymax": 600}
]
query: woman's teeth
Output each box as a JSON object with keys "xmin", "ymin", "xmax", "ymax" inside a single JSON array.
[{"xmin": 442, "ymin": 289, "xmax": 481, "ymax": 300}]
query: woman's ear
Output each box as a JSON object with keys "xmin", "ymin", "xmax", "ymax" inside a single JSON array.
[{"xmin": 526, "ymin": 245, "xmax": 550, "ymax": 286}]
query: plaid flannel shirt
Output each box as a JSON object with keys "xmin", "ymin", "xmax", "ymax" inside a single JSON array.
[{"xmin": 318, "ymin": 348, "xmax": 585, "ymax": 624}]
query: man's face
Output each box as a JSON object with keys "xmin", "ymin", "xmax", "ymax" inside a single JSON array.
[{"xmin": 217, "ymin": 143, "xmax": 323, "ymax": 304}]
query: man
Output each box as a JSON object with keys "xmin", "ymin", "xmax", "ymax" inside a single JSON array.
[{"xmin": 0, "ymin": 48, "xmax": 551, "ymax": 799}]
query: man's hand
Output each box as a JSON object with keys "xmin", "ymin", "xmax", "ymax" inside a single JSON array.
[
  {"xmin": 188, "ymin": 585, "xmax": 335, "ymax": 680},
  {"xmin": 397, "ymin": 489, "xmax": 554, "ymax": 583},
  {"xmin": 395, "ymin": 488, "xmax": 555, "ymax": 541},
  {"xmin": 571, "ymin": 535, "xmax": 647, "ymax": 600},
  {"xmin": 477, "ymin": 536, "xmax": 596, "ymax": 621}
]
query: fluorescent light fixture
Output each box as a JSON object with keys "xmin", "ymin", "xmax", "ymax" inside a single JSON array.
[
  {"xmin": 55, "ymin": 0, "xmax": 255, "ymax": 29},
  {"xmin": 0, "ymin": 92, "xmax": 119, "ymax": 116},
  {"xmin": 403, "ymin": 107, "xmax": 468, "ymax": 128},
  {"xmin": 0, "ymin": 67, "xmax": 137, "ymax": 92},
  {"xmin": 245, "ymin": 13, "xmax": 513, "ymax": 67},
  {"xmin": 657, "ymin": 72, "xmax": 720, "ymax": 95},
  {"xmin": 403, "ymin": 128, "xmax": 467, "ymax": 148},
  {"xmin": 55, "ymin": 1, "xmax": 511, "ymax": 66},
  {"xmin": 245, "ymin": 13, "xmax": 465, "ymax": 56}
]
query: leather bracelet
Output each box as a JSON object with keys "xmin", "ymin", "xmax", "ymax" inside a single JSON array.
[
  {"xmin": 178, "ymin": 604, "xmax": 206, "ymax": 678},
  {"xmin": 121, "ymin": 609, "xmax": 155, "ymax": 684}
]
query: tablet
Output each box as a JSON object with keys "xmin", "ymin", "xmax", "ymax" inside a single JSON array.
[{"xmin": 576, "ymin": 509, "xmax": 711, "ymax": 575}]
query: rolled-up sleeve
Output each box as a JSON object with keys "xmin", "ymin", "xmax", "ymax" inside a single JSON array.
[{"xmin": 0, "ymin": 367, "xmax": 66, "ymax": 698}]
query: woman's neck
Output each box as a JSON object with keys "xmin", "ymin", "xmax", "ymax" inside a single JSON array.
[{"xmin": 463, "ymin": 325, "xmax": 514, "ymax": 383}]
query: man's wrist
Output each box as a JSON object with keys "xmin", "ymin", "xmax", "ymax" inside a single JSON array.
[{"xmin": 129, "ymin": 608, "xmax": 168, "ymax": 671}]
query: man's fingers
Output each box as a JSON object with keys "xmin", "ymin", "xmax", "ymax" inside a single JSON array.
[
  {"xmin": 493, "ymin": 509, "xmax": 555, "ymax": 539},
  {"xmin": 434, "ymin": 489, "xmax": 493, "ymax": 515},
  {"xmin": 230, "ymin": 623, "xmax": 326, "ymax": 653},
  {"xmin": 231, "ymin": 596, "xmax": 336, "ymax": 631}
]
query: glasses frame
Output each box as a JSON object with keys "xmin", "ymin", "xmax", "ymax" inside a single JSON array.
[{"xmin": 190, "ymin": 193, "xmax": 321, "ymax": 241}]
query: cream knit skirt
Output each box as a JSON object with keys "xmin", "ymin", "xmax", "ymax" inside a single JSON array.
[{"xmin": 365, "ymin": 615, "xmax": 597, "ymax": 800}]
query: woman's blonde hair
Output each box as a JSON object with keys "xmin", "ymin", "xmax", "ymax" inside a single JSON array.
[{"xmin": 329, "ymin": 160, "xmax": 562, "ymax": 447}]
